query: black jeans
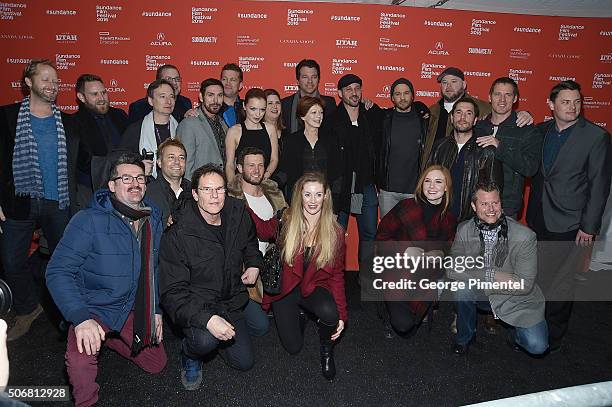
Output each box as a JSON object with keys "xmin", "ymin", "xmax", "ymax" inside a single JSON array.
[
  {"xmin": 182, "ymin": 312, "xmax": 254, "ymax": 371},
  {"xmin": 386, "ymin": 302, "xmax": 418, "ymax": 337},
  {"xmin": 0, "ymin": 199, "xmax": 69, "ymax": 315},
  {"xmin": 271, "ymin": 286, "xmax": 339, "ymax": 354}
]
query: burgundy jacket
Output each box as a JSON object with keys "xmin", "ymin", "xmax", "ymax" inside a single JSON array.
[{"xmin": 248, "ymin": 208, "xmax": 348, "ymax": 322}]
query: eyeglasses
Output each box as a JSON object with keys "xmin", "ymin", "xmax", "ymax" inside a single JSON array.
[
  {"xmin": 197, "ymin": 186, "xmax": 226, "ymax": 195},
  {"xmin": 112, "ymin": 175, "xmax": 147, "ymax": 184},
  {"xmin": 164, "ymin": 76, "xmax": 181, "ymax": 83}
]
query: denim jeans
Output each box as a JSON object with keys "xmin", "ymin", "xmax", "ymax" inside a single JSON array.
[
  {"xmin": 244, "ymin": 299, "xmax": 269, "ymax": 337},
  {"xmin": 182, "ymin": 313, "xmax": 254, "ymax": 371},
  {"xmin": 0, "ymin": 198, "xmax": 69, "ymax": 315},
  {"xmin": 337, "ymin": 184, "xmax": 378, "ymax": 264},
  {"xmin": 455, "ymin": 287, "xmax": 548, "ymax": 355}
]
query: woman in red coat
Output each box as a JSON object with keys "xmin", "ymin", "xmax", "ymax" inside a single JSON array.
[
  {"xmin": 250, "ymin": 172, "xmax": 346, "ymax": 380},
  {"xmin": 376, "ymin": 164, "xmax": 457, "ymax": 337}
]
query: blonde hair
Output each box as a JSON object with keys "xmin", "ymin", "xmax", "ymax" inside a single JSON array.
[
  {"xmin": 281, "ymin": 172, "xmax": 339, "ymax": 269},
  {"xmin": 414, "ymin": 164, "xmax": 452, "ymax": 216}
]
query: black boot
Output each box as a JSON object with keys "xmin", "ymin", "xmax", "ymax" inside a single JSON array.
[{"xmin": 318, "ymin": 321, "xmax": 336, "ymax": 380}]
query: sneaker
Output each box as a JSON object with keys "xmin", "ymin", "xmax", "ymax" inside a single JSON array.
[
  {"xmin": 8, "ymin": 304, "xmax": 43, "ymax": 341},
  {"xmin": 180, "ymin": 353, "xmax": 202, "ymax": 391}
]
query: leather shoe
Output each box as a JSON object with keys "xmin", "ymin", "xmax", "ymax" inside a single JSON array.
[
  {"xmin": 8, "ymin": 304, "xmax": 43, "ymax": 341},
  {"xmin": 452, "ymin": 343, "xmax": 469, "ymax": 355},
  {"xmin": 484, "ymin": 314, "xmax": 498, "ymax": 335},
  {"xmin": 320, "ymin": 343, "xmax": 336, "ymax": 380}
]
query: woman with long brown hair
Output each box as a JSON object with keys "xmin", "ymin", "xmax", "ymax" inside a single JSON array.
[{"xmin": 250, "ymin": 172, "xmax": 346, "ymax": 380}]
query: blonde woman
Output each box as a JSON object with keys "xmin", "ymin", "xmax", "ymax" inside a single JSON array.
[{"xmin": 249, "ymin": 172, "xmax": 346, "ymax": 380}]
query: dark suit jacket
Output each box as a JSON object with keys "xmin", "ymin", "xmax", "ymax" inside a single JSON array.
[
  {"xmin": 127, "ymin": 94, "xmax": 191, "ymax": 124},
  {"xmin": 527, "ymin": 116, "xmax": 611, "ymax": 234},
  {"xmin": 0, "ymin": 102, "xmax": 79, "ymax": 219},
  {"xmin": 280, "ymin": 92, "xmax": 337, "ymax": 138}
]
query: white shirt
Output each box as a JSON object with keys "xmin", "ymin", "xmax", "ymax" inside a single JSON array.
[{"xmin": 244, "ymin": 192, "xmax": 274, "ymax": 255}]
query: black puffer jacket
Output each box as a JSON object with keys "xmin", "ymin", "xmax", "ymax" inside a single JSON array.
[{"xmin": 159, "ymin": 196, "xmax": 263, "ymax": 330}]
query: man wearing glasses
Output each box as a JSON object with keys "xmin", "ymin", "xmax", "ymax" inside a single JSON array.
[
  {"xmin": 46, "ymin": 152, "xmax": 167, "ymax": 407},
  {"xmin": 159, "ymin": 164, "xmax": 263, "ymax": 391},
  {"xmin": 128, "ymin": 64, "xmax": 192, "ymax": 124}
]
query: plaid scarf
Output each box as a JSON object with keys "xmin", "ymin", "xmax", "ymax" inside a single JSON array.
[
  {"xmin": 110, "ymin": 196, "xmax": 157, "ymax": 355},
  {"xmin": 12, "ymin": 96, "xmax": 69, "ymax": 209},
  {"xmin": 474, "ymin": 214, "xmax": 509, "ymax": 269}
]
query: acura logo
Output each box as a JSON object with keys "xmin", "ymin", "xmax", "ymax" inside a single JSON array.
[
  {"xmin": 157, "ymin": 32, "xmax": 165, "ymax": 41},
  {"xmin": 435, "ymin": 41, "xmax": 444, "ymax": 50},
  {"xmin": 110, "ymin": 79, "xmax": 118, "ymax": 87}
]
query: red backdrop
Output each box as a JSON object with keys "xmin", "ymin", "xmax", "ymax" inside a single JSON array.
[{"xmin": 1, "ymin": 1, "xmax": 611, "ymax": 269}]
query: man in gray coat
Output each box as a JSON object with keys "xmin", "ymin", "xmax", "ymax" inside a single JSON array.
[
  {"xmin": 176, "ymin": 78, "xmax": 228, "ymax": 179},
  {"xmin": 447, "ymin": 182, "xmax": 548, "ymax": 356}
]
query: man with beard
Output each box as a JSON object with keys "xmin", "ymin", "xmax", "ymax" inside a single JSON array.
[
  {"xmin": 128, "ymin": 64, "xmax": 192, "ymax": 124},
  {"xmin": 72, "ymin": 74, "xmax": 129, "ymax": 208},
  {"xmin": 228, "ymin": 147, "xmax": 287, "ymax": 336},
  {"xmin": 46, "ymin": 152, "xmax": 167, "ymax": 406},
  {"xmin": 145, "ymin": 139, "xmax": 191, "ymax": 228},
  {"xmin": 376, "ymin": 78, "xmax": 430, "ymax": 217},
  {"xmin": 428, "ymin": 97, "xmax": 503, "ymax": 222},
  {"xmin": 281, "ymin": 59, "xmax": 337, "ymax": 137},
  {"xmin": 423, "ymin": 67, "xmax": 532, "ymax": 168},
  {"xmin": 475, "ymin": 77, "xmax": 542, "ymax": 218},
  {"xmin": 447, "ymin": 182, "xmax": 548, "ymax": 356},
  {"xmin": 177, "ymin": 78, "xmax": 228, "ymax": 179},
  {"xmin": 220, "ymin": 63, "xmax": 245, "ymax": 127},
  {"xmin": 0, "ymin": 59, "xmax": 79, "ymax": 341}
]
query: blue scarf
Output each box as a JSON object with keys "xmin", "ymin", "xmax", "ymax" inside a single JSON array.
[{"xmin": 12, "ymin": 96, "xmax": 69, "ymax": 209}]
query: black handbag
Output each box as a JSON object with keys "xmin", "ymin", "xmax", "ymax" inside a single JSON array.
[{"xmin": 260, "ymin": 213, "xmax": 284, "ymax": 295}]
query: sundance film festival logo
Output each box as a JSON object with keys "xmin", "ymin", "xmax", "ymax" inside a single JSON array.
[
  {"xmin": 46, "ymin": 9, "xmax": 76, "ymax": 16},
  {"xmin": 330, "ymin": 15, "xmax": 360, "ymax": 22},
  {"xmin": 379, "ymin": 38, "xmax": 409, "ymax": 52},
  {"xmin": 421, "ymin": 63, "xmax": 445, "ymax": 79},
  {"xmin": 509, "ymin": 69, "xmax": 532, "ymax": 82},
  {"xmin": 424, "ymin": 20, "xmax": 452, "ymax": 28},
  {"xmin": 151, "ymin": 32, "xmax": 172, "ymax": 46},
  {"xmin": 96, "ymin": 5, "xmax": 122, "ymax": 22},
  {"xmin": 558, "ymin": 24, "xmax": 583, "ymax": 41},
  {"xmin": 470, "ymin": 19, "xmax": 496, "ymax": 36},
  {"xmin": 237, "ymin": 35, "xmax": 259, "ymax": 46},
  {"xmin": 469, "ymin": 47, "xmax": 492, "ymax": 55},
  {"xmin": 237, "ymin": 13, "xmax": 267, "ymax": 19},
  {"xmin": 336, "ymin": 38, "xmax": 357, "ymax": 49},
  {"xmin": 513, "ymin": 26, "xmax": 541, "ymax": 33},
  {"xmin": 145, "ymin": 54, "xmax": 170, "ymax": 70},
  {"xmin": 55, "ymin": 33, "xmax": 77, "ymax": 44},
  {"xmin": 428, "ymin": 41, "xmax": 449, "ymax": 56},
  {"xmin": 99, "ymin": 31, "xmax": 130, "ymax": 45},
  {"xmin": 592, "ymin": 73, "xmax": 611, "ymax": 89},
  {"xmin": 510, "ymin": 48, "xmax": 530, "ymax": 60},
  {"xmin": 190, "ymin": 60, "xmax": 219, "ymax": 66},
  {"xmin": 287, "ymin": 8, "xmax": 313, "ymax": 26},
  {"xmin": 192, "ymin": 36, "xmax": 217, "ymax": 44},
  {"xmin": 55, "ymin": 54, "xmax": 80, "ymax": 70},
  {"xmin": 192, "ymin": 7, "xmax": 217, "ymax": 24},
  {"xmin": 332, "ymin": 58, "xmax": 357, "ymax": 75},
  {"xmin": 376, "ymin": 85, "xmax": 391, "ymax": 98},
  {"xmin": 380, "ymin": 12, "xmax": 405, "ymax": 29},
  {"xmin": 238, "ymin": 56, "xmax": 264, "ymax": 72},
  {"xmin": 107, "ymin": 79, "xmax": 125, "ymax": 93},
  {"xmin": 1, "ymin": 3, "xmax": 25, "ymax": 20}
]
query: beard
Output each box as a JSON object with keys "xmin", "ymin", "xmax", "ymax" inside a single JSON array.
[
  {"xmin": 30, "ymin": 83, "xmax": 57, "ymax": 103},
  {"xmin": 442, "ymin": 89, "xmax": 464, "ymax": 103},
  {"xmin": 203, "ymin": 103, "xmax": 221, "ymax": 115},
  {"xmin": 243, "ymin": 172, "xmax": 263, "ymax": 186}
]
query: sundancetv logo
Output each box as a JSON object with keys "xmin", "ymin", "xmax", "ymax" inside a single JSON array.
[
  {"xmin": 468, "ymin": 48, "xmax": 492, "ymax": 55},
  {"xmin": 192, "ymin": 36, "xmax": 217, "ymax": 44}
]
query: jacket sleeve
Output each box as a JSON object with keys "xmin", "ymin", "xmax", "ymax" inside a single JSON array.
[
  {"xmin": 479, "ymin": 147, "xmax": 504, "ymax": 189},
  {"xmin": 329, "ymin": 233, "xmax": 348, "ymax": 322},
  {"xmin": 495, "ymin": 125, "xmax": 543, "ymax": 177},
  {"xmin": 45, "ymin": 213, "xmax": 93, "ymax": 327},
  {"xmin": 242, "ymin": 210, "xmax": 264, "ymax": 270},
  {"xmin": 158, "ymin": 229, "xmax": 211, "ymax": 329},
  {"xmin": 176, "ymin": 120, "xmax": 198, "ymax": 180},
  {"xmin": 488, "ymin": 231, "xmax": 538, "ymax": 296},
  {"xmin": 445, "ymin": 224, "xmax": 484, "ymax": 282},
  {"xmin": 581, "ymin": 131, "xmax": 611, "ymax": 235}
]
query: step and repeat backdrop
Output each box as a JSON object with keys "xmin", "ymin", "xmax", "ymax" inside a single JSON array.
[{"xmin": 1, "ymin": 0, "xmax": 611, "ymax": 268}]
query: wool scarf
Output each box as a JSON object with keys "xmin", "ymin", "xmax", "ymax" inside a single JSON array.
[{"xmin": 474, "ymin": 214, "xmax": 509, "ymax": 268}]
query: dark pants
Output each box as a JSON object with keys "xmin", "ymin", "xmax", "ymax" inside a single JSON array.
[
  {"xmin": 244, "ymin": 298, "xmax": 269, "ymax": 337},
  {"xmin": 0, "ymin": 199, "xmax": 69, "ymax": 315},
  {"xmin": 386, "ymin": 301, "xmax": 418, "ymax": 337},
  {"xmin": 533, "ymin": 226, "xmax": 582, "ymax": 347},
  {"xmin": 66, "ymin": 312, "xmax": 167, "ymax": 407},
  {"xmin": 271, "ymin": 286, "xmax": 339, "ymax": 355},
  {"xmin": 182, "ymin": 313, "xmax": 254, "ymax": 371}
]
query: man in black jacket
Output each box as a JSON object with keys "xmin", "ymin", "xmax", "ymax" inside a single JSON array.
[
  {"xmin": 0, "ymin": 59, "xmax": 79, "ymax": 341},
  {"xmin": 428, "ymin": 96, "xmax": 503, "ymax": 222},
  {"xmin": 475, "ymin": 77, "xmax": 542, "ymax": 218},
  {"xmin": 145, "ymin": 139, "xmax": 191, "ymax": 228},
  {"xmin": 376, "ymin": 77, "xmax": 430, "ymax": 217},
  {"xmin": 73, "ymin": 74, "xmax": 129, "ymax": 208},
  {"xmin": 281, "ymin": 59, "xmax": 336, "ymax": 137},
  {"xmin": 527, "ymin": 80, "xmax": 611, "ymax": 352},
  {"xmin": 159, "ymin": 164, "xmax": 262, "ymax": 391}
]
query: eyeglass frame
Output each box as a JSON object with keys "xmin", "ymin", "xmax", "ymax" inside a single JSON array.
[
  {"xmin": 196, "ymin": 186, "xmax": 227, "ymax": 195},
  {"xmin": 112, "ymin": 174, "xmax": 147, "ymax": 185}
]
